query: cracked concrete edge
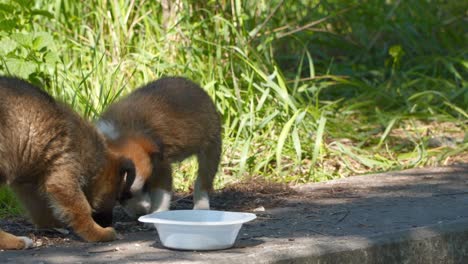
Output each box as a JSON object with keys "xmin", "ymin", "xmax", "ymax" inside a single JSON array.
[{"xmin": 255, "ymin": 218, "xmax": 468, "ymax": 264}]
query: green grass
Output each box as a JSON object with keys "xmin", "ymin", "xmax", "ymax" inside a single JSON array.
[
  {"xmin": 0, "ymin": 0, "xmax": 467, "ymax": 215},
  {"xmin": 0, "ymin": 187, "xmax": 23, "ymax": 217}
]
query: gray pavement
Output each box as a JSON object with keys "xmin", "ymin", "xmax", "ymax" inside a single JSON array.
[{"xmin": 1, "ymin": 164, "xmax": 467, "ymax": 263}]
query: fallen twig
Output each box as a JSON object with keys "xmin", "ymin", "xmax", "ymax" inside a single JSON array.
[
  {"xmin": 88, "ymin": 248, "xmax": 119, "ymax": 254},
  {"xmin": 335, "ymin": 210, "xmax": 350, "ymax": 224}
]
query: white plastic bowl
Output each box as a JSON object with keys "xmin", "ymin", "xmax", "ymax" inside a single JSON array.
[{"xmin": 138, "ymin": 210, "xmax": 256, "ymax": 250}]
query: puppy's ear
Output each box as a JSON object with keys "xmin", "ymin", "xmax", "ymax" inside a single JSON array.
[{"xmin": 120, "ymin": 158, "xmax": 136, "ymax": 194}]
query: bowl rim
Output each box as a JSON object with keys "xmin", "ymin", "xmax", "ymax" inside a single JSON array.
[{"xmin": 138, "ymin": 209, "xmax": 257, "ymax": 226}]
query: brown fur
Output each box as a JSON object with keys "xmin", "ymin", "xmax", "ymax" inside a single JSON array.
[
  {"xmin": 98, "ymin": 76, "xmax": 221, "ymax": 216},
  {"xmin": 0, "ymin": 77, "xmax": 135, "ymax": 250}
]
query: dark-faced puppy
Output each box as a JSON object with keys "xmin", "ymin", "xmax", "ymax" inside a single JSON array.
[
  {"xmin": 0, "ymin": 76, "xmax": 135, "ymax": 250},
  {"xmin": 97, "ymin": 77, "xmax": 221, "ymax": 217}
]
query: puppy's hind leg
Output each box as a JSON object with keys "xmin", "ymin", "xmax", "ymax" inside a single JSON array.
[
  {"xmin": 194, "ymin": 138, "xmax": 221, "ymax": 210},
  {"xmin": 12, "ymin": 185, "xmax": 63, "ymax": 229}
]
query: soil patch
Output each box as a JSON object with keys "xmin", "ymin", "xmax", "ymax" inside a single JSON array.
[{"xmin": 0, "ymin": 177, "xmax": 299, "ymax": 248}]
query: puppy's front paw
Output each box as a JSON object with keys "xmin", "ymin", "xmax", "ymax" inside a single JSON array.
[
  {"xmin": 82, "ymin": 226, "xmax": 117, "ymax": 242},
  {"xmin": 19, "ymin": 236, "xmax": 34, "ymax": 249},
  {"xmin": 98, "ymin": 227, "xmax": 117, "ymax": 242}
]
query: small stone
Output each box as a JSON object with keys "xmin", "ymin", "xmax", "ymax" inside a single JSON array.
[
  {"xmin": 253, "ymin": 206, "xmax": 265, "ymax": 212},
  {"xmin": 35, "ymin": 240, "xmax": 43, "ymax": 247}
]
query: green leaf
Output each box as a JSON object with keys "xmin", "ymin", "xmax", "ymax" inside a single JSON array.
[
  {"xmin": 0, "ymin": 4, "xmax": 15, "ymax": 14},
  {"xmin": 258, "ymin": 110, "xmax": 279, "ymax": 129},
  {"xmin": 277, "ymin": 110, "xmax": 301, "ymax": 169},
  {"xmin": 312, "ymin": 115, "xmax": 326, "ymax": 166},
  {"xmin": 44, "ymin": 51, "xmax": 60, "ymax": 64},
  {"xmin": 389, "ymin": 45, "xmax": 403, "ymax": 58},
  {"xmin": 255, "ymin": 86, "xmax": 270, "ymax": 112},
  {"xmin": 4, "ymin": 58, "xmax": 36, "ymax": 79},
  {"xmin": 33, "ymin": 32, "xmax": 54, "ymax": 50},
  {"xmin": 444, "ymin": 101, "xmax": 468, "ymax": 119},
  {"xmin": 292, "ymin": 127, "xmax": 302, "ymax": 161},
  {"xmin": 0, "ymin": 38, "xmax": 17, "ymax": 55},
  {"xmin": 11, "ymin": 33, "xmax": 34, "ymax": 47},
  {"xmin": 12, "ymin": 0, "xmax": 32, "ymax": 10},
  {"xmin": 0, "ymin": 19, "xmax": 17, "ymax": 32},
  {"xmin": 30, "ymin": 9, "xmax": 54, "ymax": 19},
  {"xmin": 377, "ymin": 117, "xmax": 398, "ymax": 148},
  {"xmin": 306, "ymin": 49, "xmax": 315, "ymax": 79}
]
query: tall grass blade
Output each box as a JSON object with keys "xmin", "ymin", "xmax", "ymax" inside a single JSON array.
[
  {"xmin": 276, "ymin": 110, "xmax": 301, "ymax": 171},
  {"xmin": 311, "ymin": 115, "xmax": 327, "ymax": 166}
]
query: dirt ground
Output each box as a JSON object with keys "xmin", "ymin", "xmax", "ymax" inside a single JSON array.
[
  {"xmin": 0, "ymin": 177, "xmax": 300, "ymax": 248},
  {"xmin": 1, "ymin": 162, "xmax": 467, "ymax": 251},
  {"xmin": 1, "ymin": 164, "xmax": 468, "ymax": 264}
]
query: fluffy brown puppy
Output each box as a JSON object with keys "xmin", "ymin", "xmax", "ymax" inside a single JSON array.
[
  {"xmin": 97, "ymin": 77, "xmax": 221, "ymax": 217},
  {"xmin": 0, "ymin": 76, "xmax": 135, "ymax": 250}
]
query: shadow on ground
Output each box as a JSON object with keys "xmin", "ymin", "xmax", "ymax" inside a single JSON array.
[{"xmin": 1, "ymin": 164, "xmax": 467, "ymax": 263}]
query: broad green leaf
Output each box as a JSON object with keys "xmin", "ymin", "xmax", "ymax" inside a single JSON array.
[
  {"xmin": 11, "ymin": 33, "xmax": 34, "ymax": 47},
  {"xmin": 0, "ymin": 38, "xmax": 17, "ymax": 55},
  {"xmin": 33, "ymin": 32, "xmax": 54, "ymax": 51},
  {"xmin": 4, "ymin": 58, "xmax": 36, "ymax": 79},
  {"xmin": 44, "ymin": 51, "xmax": 60, "ymax": 64}
]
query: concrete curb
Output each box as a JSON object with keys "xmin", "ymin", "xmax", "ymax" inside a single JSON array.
[{"xmin": 266, "ymin": 218, "xmax": 468, "ymax": 264}]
